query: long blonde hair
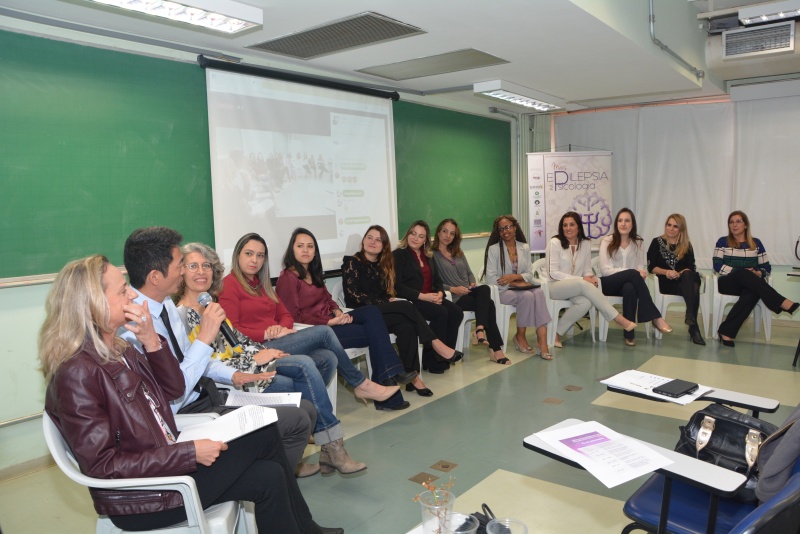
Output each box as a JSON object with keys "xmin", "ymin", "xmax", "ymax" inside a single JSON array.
[
  {"xmin": 39, "ymin": 255, "xmax": 125, "ymax": 384},
  {"xmin": 397, "ymin": 220, "xmax": 433, "ymax": 257},
  {"xmin": 662, "ymin": 214, "xmax": 691, "ymax": 260},
  {"xmin": 230, "ymin": 233, "xmax": 278, "ymax": 303}
]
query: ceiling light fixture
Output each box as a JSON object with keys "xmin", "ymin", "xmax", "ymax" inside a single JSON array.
[
  {"xmin": 473, "ymin": 80, "xmax": 565, "ymax": 112},
  {"xmin": 86, "ymin": 0, "xmax": 263, "ymax": 34},
  {"xmin": 739, "ymin": 0, "xmax": 800, "ymax": 25}
]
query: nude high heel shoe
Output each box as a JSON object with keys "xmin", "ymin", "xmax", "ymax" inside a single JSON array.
[{"xmin": 354, "ymin": 379, "xmax": 400, "ymax": 403}]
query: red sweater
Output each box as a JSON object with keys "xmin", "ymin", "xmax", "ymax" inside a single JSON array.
[
  {"xmin": 218, "ymin": 273, "xmax": 294, "ymax": 342},
  {"xmin": 275, "ymin": 270, "xmax": 338, "ymax": 325}
]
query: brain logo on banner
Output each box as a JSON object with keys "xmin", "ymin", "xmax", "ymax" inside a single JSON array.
[{"xmin": 570, "ymin": 192, "xmax": 612, "ymax": 239}]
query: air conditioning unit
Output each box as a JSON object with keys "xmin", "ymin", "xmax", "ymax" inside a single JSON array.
[
  {"xmin": 706, "ymin": 21, "xmax": 800, "ymax": 80},
  {"xmin": 723, "ymin": 21, "xmax": 794, "ymax": 59}
]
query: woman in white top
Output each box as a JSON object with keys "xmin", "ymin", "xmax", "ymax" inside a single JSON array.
[
  {"xmin": 598, "ymin": 208, "xmax": 672, "ymax": 346},
  {"xmin": 483, "ymin": 215, "xmax": 552, "ymax": 361},
  {"xmin": 545, "ymin": 211, "xmax": 637, "ymax": 347}
]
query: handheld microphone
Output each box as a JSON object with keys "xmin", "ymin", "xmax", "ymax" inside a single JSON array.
[{"xmin": 198, "ymin": 292, "xmax": 241, "ymax": 348}]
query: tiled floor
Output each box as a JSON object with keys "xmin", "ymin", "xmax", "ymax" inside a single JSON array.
[{"xmin": 1, "ymin": 315, "xmax": 798, "ymax": 534}]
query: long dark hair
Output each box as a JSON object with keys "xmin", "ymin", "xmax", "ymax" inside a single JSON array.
[
  {"xmin": 482, "ymin": 214, "xmax": 526, "ymax": 280},
  {"xmin": 607, "ymin": 208, "xmax": 643, "ymax": 257},
  {"xmin": 432, "ymin": 218, "xmax": 464, "ymax": 258},
  {"xmin": 554, "ymin": 211, "xmax": 588, "ymax": 249},
  {"xmin": 356, "ymin": 225, "xmax": 396, "ymax": 297},
  {"xmin": 282, "ymin": 228, "xmax": 324, "ymax": 287}
]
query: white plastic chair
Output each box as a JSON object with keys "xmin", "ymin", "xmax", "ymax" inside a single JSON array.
[
  {"xmin": 712, "ymin": 273, "xmax": 772, "ymax": 342},
  {"xmin": 534, "ymin": 258, "xmax": 596, "ymax": 347},
  {"xmin": 444, "ymin": 290, "xmax": 476, "ymax": 354},
  {"xmin": 591, "ymin": 257, "xmax": 651, "ymax": 342},
  {"xmin": 652, "ymin": 271, "xmax": 711, "ymax": 340},
  {"xmin": 477, "ymin": 268, "xmax": 515, "ymax": 349},
  {"xmin": 43, "ymin": 412, "xmax": 251, "ymax": 534}
]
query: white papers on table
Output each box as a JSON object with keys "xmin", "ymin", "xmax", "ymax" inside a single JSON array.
[
  {"xmin": 177, "ymin": 405, "xmax": 277, "ymax": 443},
  {"xmin": 601, "ymin": 370, "xmax": 714, "ymax": 405},
  {"xmin": 225, "ymin": 390, "xmax": 302, "ymax": 408},
  {"xmin": 534, "ymin": 421, "xmax": 673, "ymax": 488}
]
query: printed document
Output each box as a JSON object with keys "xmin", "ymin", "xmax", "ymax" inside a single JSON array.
[
  {"xmin": 534, "ymin": 421, "xmax": 673, "ymax": 488},
  {"xmin": 225, "ymin": 390, "xmax": 301, "ymax": 407},
  {"xmin": 601, "ymin": 369, "xmax": 713, "ymax": 405},
  {"xmin": 177, "ymin": 405, "xmax": 277, "ymax": 443}
]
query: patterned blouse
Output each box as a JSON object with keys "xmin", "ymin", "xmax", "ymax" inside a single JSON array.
[
  {"xmin": 179, "ymin": 306, "xmax": 272, "ymax": 389},
  {"xmin": 341, "ymin": 254, "xmax": 391, "ymax": 308}
]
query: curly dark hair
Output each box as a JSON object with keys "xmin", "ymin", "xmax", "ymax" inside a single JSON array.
[{"xmin": 482, "ymin": 215, "xmax": 526, "ymax": 280}]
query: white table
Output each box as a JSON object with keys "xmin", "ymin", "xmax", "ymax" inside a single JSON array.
[
  {"xmin": 524, "ymin": 419, "xmax": 747, "ymax": 534},
  {"xmin": 606, "ymin": 383, "xmax": 779, "ymax": 418}
]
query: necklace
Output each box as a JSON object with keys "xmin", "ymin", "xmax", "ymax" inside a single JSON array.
[{"xmin": 569, "ymin": 243, "xmax": 578, "ymax": 274}]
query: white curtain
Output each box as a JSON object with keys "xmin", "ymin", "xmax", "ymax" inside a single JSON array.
[
  {"xmin": 554, "ymin": 109, "xmax": 639, "ymax": 212},
  {"xmin": 636, "ymin": 103, "xmax": 734, "ymax": 269},
  {"xmin": 554, "ymin": 100, "xmax": 799, "ymax": 267},
  {"xmin": 736, "ymin": 96, "xmax": 800, "ymax": 266}
]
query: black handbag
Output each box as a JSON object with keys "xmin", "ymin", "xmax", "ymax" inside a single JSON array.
[
  {"xmin": 470, "ymin": 503, "xmax": 497, "ymax": 534},
  {"xmin": 675, "ymin": 403, "xmax": 778, "ymax": 503}
]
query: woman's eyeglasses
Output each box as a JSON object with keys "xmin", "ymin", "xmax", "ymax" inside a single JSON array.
[
  {"xmin": 185, "ymin": 262, "xmax": 212, "ymax": 273},
  {"xmin": 499, "ymin": 224, "xmax": 516, "ymax": 232}
]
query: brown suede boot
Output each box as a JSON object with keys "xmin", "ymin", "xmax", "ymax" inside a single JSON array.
[
  {"xmin": 319, "ymin": 438, "xmax": 367, "ymax": 474},
  {"xmin": 295, "ymin": 462, "xmax": 321, "ymax": 478}
]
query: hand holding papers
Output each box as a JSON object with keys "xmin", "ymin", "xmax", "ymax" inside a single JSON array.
[
  {"xmin": 177, "ymin": 405, "xmax": 277, "ymax": 443},
  {"xmin": 534, "ymin": 421, "xmax": 673, "ymax": 488},
  {"xmin": 601, "ymin": 370, "xmax": 713, "ymax": 405}
]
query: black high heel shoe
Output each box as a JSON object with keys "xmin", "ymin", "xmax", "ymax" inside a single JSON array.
[
  {"xmin": 375, "ymin": 400, "xmax": 411, "ymax": 411},
  {"xmin": 392, "ymin": 370, "xmax": 418, "ymax": 385},
  {"xmin": 718, "ymin": 330, "xmax": 735, "ymax": 347},
  {"xmin": 434, "ymin": 350, "xmax": 463, "ymax": 364},
  {"xmin": 405, "ymin": 383, "xmax": 433, "ymax": 397},
  {"xmin": 786, "ymin": 302, "xmax": 800, "ymax": 315}
]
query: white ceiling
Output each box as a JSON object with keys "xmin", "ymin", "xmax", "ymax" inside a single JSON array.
[{"xmin": 0, "ymin": 0, "xmax": 781, "ymax": 117}]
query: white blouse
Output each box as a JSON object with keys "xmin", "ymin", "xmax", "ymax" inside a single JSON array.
[
  {"xmin": 598, "ymin": 235, "xmax": 645, "ymax": 276},
  {"xmin": 546, "ymin": 237, "xmax": 592, "ymax": 280}
]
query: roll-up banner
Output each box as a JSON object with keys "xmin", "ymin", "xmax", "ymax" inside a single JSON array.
[{"xmin": 527, "ymin": 151, "xmax": 613, "ymax": 253}]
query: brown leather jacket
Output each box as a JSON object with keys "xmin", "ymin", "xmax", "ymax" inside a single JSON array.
[{"xmin": 44, "ymin": 336, "xmax": 197, "ymax": 516}]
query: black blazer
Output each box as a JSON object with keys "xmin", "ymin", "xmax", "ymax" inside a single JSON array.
[{"xmin": 392, "ymin": 247, "xmax": 444, "ymax": 301}]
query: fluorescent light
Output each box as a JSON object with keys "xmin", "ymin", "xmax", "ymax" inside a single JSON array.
[
  {"xmin": 739, "ymin": 0, "xmax": 800, "ymax": 25},
  {"xmin": 86, "ymin": 0, "xmax": 263, "ymax": 34},
  {"xmin": 473, "ymin": 80, "xmax": 565, "ymax": 112}
]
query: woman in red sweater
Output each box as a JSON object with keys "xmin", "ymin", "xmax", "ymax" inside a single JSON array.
[
  {"xmin": 276, "ymin": 228, "xmax": 416, "ymax": 411},
  {"xmin": 218, "ymin": 233, "xmax": 397, "ymax": 405}
]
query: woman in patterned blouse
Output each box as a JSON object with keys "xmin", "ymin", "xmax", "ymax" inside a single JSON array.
[
  {"xmin": 646, "ymin": 214, "xmax": 706, "ymax": 345},
  {"xmin": 713, "ymin": 211, "xmax": 798, "ymax": 346}
]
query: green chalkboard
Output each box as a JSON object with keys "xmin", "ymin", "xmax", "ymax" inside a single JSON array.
[
  {"xmin": 393, "ymin": 100, "xmax": 512, "ymax": 235},
  {"xmin": 0, "ymin": 30, "xmax": 214, "ymax": 278}
]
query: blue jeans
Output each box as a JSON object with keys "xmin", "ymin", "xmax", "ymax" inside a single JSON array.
[
  {"xmin": 262, "ymin": 354, "xmax": 343, "ymax": 445},
  {"xmin": 263, "ymin": 326, "xmax": 363, "ymax": 387},
  {"xmin": 331, "ymin": 305, "xmax": 404, "ymax": 383}
]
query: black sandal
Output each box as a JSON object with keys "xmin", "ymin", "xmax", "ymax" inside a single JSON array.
[{"xmin": 474, "ymin": 327, "xmax": 489, "ymax": 345}]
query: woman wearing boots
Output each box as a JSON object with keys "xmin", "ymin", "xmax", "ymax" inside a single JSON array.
[{"xmin": 647, "ymin": 214, "xmax": 706, "ymax": 345}]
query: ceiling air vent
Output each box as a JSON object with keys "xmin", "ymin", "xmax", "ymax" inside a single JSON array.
[
  {"xmin": 247, "ymin": 12, "xmax": 425, "ymax": 60},
  {"xmin": 723, "ymin": 21, "xmax": 795, "ymax": 59}
]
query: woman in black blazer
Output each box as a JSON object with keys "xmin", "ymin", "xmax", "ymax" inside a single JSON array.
[{"xmin": 393, "ymin": 220, "xmax": 464, "ymax": 376}]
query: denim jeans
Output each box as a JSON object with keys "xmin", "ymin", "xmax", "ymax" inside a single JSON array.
[
  {"xmin": 262, "ymin": 354, "xmax": 342, "ymax": 445},
  {"xmin": 332, "ymin": 305, "xmax": 404, "ymax": 383},
  {"xmin": 264, "ymin": 325, "xmax": 364, "ymax": 388}
]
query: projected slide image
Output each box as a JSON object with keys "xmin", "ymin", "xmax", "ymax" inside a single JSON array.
[{"xmin": 207, "ymin": 70, "xmax": 398, "ymax": 274}]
